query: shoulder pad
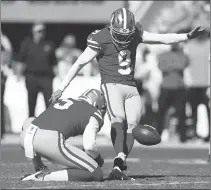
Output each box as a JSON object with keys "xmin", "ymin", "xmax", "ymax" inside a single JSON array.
[
  {"xmin": 87, "ymin": 28, "xmax": 107, "ymax": 51},
  {"xmin": 136, "ymin": 22, "xmax": 143, "ymax": 33},
  {"xmin": 135, "ymin": 22, "xmax": 144, "ymax": 42}
]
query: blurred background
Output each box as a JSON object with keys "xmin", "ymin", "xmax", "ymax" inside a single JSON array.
[{"xmin": 1, "ymin": 0, "xmax": 210, "ymax": 144}]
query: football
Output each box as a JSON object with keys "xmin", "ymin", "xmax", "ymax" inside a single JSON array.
[{"xmin": 132, "ymin": 124, "xmax": 161, "ymax": 146}]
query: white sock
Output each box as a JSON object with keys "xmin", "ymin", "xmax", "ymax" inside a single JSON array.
[
  {"xmin": 43, "ymin": 170, "xmax": 68, "ymax": 181},
  {"xmin": 117, "ymin": 152, "xmax": 126, "ymax": 162}
]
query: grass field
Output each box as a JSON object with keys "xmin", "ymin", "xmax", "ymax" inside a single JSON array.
[{"xmin": 0, "ymin": 138, "xmax": 210, "ymax": 190}]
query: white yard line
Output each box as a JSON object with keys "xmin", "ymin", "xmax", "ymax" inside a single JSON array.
[
  {"xmin": 0, "ymin": 158, "xmax": 141, "ymax": 167},
  {"xmin": 104, "ymin": 158, "xmax": 140, "ymax": 163},
  {"xmin": 1, "ymin": 135, "xmax": 210, "ymax": 149},
  {"xmin": 153, "ymin": 159, "xmax": 209, "ymax": 165},
  {"xmin": 1, "ymin": 141, "xmax": 209, "ymax": 150},
  {"xmin": 1, "ymin": 157, "xmax": 210, "ymax": 168}
]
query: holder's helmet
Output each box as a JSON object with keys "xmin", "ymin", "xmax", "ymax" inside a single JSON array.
[{"xmin": 78, "ymin": 89, "xmax": 106, "ymax": 115}]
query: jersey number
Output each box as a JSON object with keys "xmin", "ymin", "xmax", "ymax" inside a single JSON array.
[
  {"xmin": 54, "ymin": 99, "xmax": 73, "ymax": 110},
  {"xmin": 118, "ymin": 50, "xmax": 132, "ymax": 75}
]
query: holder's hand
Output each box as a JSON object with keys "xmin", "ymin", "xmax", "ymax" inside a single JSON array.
[
  {"xmin": 187, "ymin": 26, "xmax": 205, "ymax": 39},
  {"xmin": 49, "ymin": 89, "xmax": 63, "ymax": 103}
]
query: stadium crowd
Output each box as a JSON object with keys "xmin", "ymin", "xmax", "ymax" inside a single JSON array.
[{"xmin": 1, "ymin": 1, "xmax": 210, "ymax": 144}]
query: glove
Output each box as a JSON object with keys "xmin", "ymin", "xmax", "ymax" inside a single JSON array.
[
  {"xmin": 187, "ymin": 26, "xmax": 205, "ymax": 39},
  {"xmin": 49, "ymin": 89, "xmax": 63, "ymax": 103},
  {"xmin": 94, "ymin": 153, "xmax": 104, "ymax": 167}
]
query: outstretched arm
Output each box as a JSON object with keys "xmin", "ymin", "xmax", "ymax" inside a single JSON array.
[
  {"xmin": 142, "ymin": 26, "xmax": 205, "ymax": 45},
  {"xmin": 58, "ymin": 47, "xmax": 98, "ymax": 92}
]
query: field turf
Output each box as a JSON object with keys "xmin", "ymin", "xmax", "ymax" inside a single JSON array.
[{"xmin": 0, "ymin": 140, "xmax": 210, "ymax": 189}]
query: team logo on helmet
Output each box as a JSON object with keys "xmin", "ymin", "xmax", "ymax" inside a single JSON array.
[{"xmin": 120, "ymin": 28, "xmax": 130, "ymax": 33}]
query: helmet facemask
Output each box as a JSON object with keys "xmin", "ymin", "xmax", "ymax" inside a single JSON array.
[
  {"xmin": 99, "ymin": 103, "xmax": 107, "ymax": 118},
  {"xmin": 110, "ymin": 26, "xmax": 135, "ymax": 48},
  {"xmin": 110, "ymin": 9, "xmax": 136, "ymax": 48}
]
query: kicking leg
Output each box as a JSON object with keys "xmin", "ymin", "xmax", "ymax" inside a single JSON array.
[
  {"xmin": 102, "ymin": 84, "xmax": 139, "ymax": 180},
  {"xmin": 107, "ymin": 91, "xmax": 143, "ymax": 181},
  {"xmin": 101, "ymin": 84, "xmax": 128, "ymax": 171},
  {"xmin": 110, "ymin": 117, "xmax": 127, "ymax": 163},
  {"xmin": 125, "ymin": 89, "xmax": 143, "ymax": 155},
  {"xmin": 101, "ymin": 83, "xmax": 126, "ymax": 157}
]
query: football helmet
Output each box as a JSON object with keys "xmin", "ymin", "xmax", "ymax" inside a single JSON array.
[
  {"xmin": 110, "ymin": 8, "xmax": 136, "ymax": 48},
  {"xmin": 78, "ymin": 89, "xmax": 106, "ymax": 112}
]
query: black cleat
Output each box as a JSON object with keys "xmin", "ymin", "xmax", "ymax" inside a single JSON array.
[
  {"xmin": 113, "ymin": 157, "xmax": 127, "ymax": 171},
  {"xmin": 107, "ymin": 156, "xmax": 131, "ymax": 180},
  {"xmin": 107, "ymin": 167, "xmax": 124, "ymax": 180},
  {"xmin": 107, "ymin": 167, "xmax": 134, "ymax": 181}
]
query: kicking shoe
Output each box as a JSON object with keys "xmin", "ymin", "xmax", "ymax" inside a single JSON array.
[
  {"xmin": 113, "ymin": 157, "xmax": 127, "ymax": 171},
  {"xmin": 107, "ymin": 167, "xmax": 124, "ymax": 180},
  {"xmin": 107, "ymin": 167, "xmax": 133, "ymax": 181},
  {"xmin": 21, "ymin": 165, "xmax": 50, "ymax": 181},
  {"xmin": 107, "ymin": 156, "xmax": 130, "ymax": 180}
]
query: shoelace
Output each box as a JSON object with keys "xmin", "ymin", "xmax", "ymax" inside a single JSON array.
[{"xmin": 36, "ymin": 165, "xmax": 47, "ymax": 172}]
